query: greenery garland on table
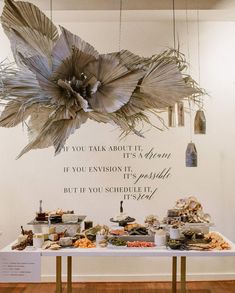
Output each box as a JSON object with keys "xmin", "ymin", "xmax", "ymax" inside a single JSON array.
[{"xmin": 0, "ymin": 0, "xmax": 204, "ymax": 158}]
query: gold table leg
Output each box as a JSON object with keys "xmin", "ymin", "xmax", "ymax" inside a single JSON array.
[
  {"xmin": 172, "ymin": 256, "xmax": 177, "ymax": 293},
  {"xmin": 56, "ymin": 256, "xmax": 62, "ymax": 293},
  {"xmin": 67, "ymin": 256, "xmax": 72, "ymax": 293},
  {"xmin": 180, "ymin": 256, "xmax": 186, "ymax": 293}
]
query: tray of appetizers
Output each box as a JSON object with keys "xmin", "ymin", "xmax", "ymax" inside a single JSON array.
[
  {"xmin": 28, "ymin": 216, "xmax": 86, "ymax": 225},
  {"xmin": 110, "ymin": 216, "xmax": 135, "ymax": 227},
  {"xmin": 109, "ymin": 223, "xmax": 154, "ymax": 242}
]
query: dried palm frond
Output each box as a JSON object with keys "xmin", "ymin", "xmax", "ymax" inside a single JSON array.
[
  {"xmin": 139, "ymin": 60, "xmax": 196, "ymax": 106},
  {"xmin": 84, "ymin": 54, "xmax": 144, "ymax": 113},
  {"xmin": 110, "ymin": 50, "xmax": 154, "ymax": 71},
  {"xmin": 0, "ymin": 99, "xmax": 33, "ymax": 127},
  {"xmin": 88, "ymin": 111, "xmax": 112, "ymax": 124},
  {"xmin": 52, "ymin": 26, "xmax": 99, "ymax": 70},
  {"xmin": 17, "ymin": 110, "xmax": 88, "ymax": 158},
  {"xmin": 53, "ymin": 47, "xmax": 96, "ymax": 81},
  {"xmin": 1, "ymin": 0, "xmax": 58, "ymax": 63}
]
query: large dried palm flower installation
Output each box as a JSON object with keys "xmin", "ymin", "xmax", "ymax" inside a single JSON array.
[{"xmin": 0, "ymin": 0, "xmax": 204, "ymax": 158}]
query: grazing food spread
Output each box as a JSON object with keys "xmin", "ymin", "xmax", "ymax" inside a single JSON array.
[{"xmin": 11, "ymin": 198, "xmax": 231, "ymax": 252}]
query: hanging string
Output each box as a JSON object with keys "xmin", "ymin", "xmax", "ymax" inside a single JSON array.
[
  {"xmin": 118, "ymin": 0, "xmax": 123, "ymax": 51},
  {"xmin": 50, "ymin": 0, "xmax": 53, "ymax": 39},
  {"xmin": 172, "ymin": 0, "xmax": 176, "ymax": 50},
  {"xmin": 185, "ymin": 0, "xmax": 190, "ymax": 74},
  {"xmin": 197, "ymin": 0, "xmax": 203, "ymax": 109},
  {"xmin": 49, "ymin": 0, "xmax": 53, "ymax": 67},
  {"xmin": 185, "ymin": 0, "xmax": 192, "ymax": 141},
  {"xmin": 169, "ymin": 0, "xmax": 176, "ymax": 128},
  {"xmin": 189, "ymin": 100, "xmax": 193, "ymax": 142},
  {"xmin": 197, "ymin": 6, "xmax": 200, "ymax": 85}
]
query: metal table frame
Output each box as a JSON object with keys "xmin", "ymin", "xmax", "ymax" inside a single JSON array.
[
  {"xmin": 49, "ymin": 232, "xmax": 235, "ymax": 293},
  {"xmin": 55, "ymin": 255, "xmax": 188, "ymax": 293}
]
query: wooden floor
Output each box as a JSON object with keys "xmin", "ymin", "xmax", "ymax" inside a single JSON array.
[{"xmin": 0, "ymin": 281, "xmax": 235, "ymax": 293}]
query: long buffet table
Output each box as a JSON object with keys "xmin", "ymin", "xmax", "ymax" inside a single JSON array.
[{"xmin": 1, "ymin": 232, "xmax": 235, "ymax": 293}]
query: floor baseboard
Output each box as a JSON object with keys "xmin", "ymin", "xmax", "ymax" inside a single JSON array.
[{"xmin": 41, "ymin": 272, "xmax": 235, "ymax": 282}]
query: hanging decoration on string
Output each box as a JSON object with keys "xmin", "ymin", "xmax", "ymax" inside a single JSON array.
[
  {"xmin": 168, "ymin": 106, "xmax": 176, "ymax": 128},
  {"xmin": 185, "ymin": 0, "xmax": 198, "ymax": 167},
  {"xmin": 0, "ymin": 0, "xmax": 204, "ymax": 158},
  {"xmin": 186, "ymin": 142, "xmax": 197, "ymax": 167},
  {"xmin": 194, "ymin": 109, "xmax": 206, "ymax": 134},
  {"xmin": 168, "ymin": 0, "xmax": 176, "ymax": 128},
  {"xmin": 194, "ymin": 2, "xmax": 206, "ymax": 135},
  {"xmin": 177, "ymin": 101, "xmax": 184, "ymax": 127}
]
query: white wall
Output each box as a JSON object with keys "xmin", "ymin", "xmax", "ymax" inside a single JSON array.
[{"xmin": 0, "ymin": 9, "xmax": 235, "ymax": 281}]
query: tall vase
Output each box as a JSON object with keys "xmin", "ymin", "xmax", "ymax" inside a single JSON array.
[
  {"xmin": 168, "ymin": 105, "xmax": 176, "ymax": 127},
  {"xmin": 185, "ymin": 142, "xmax": 197, "ymax": 167},
  {"xmin": 177, "ymin": 101, "xmax": 185, "ymax": 127},
  {"xmin": 194, "ymin": 110, "xmax": 206, "ymax": 134}
]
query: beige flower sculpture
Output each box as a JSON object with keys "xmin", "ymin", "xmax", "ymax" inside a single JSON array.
[{"xmin": 0, "ymin": 0, "xmax": 203, "ymax": 157}]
